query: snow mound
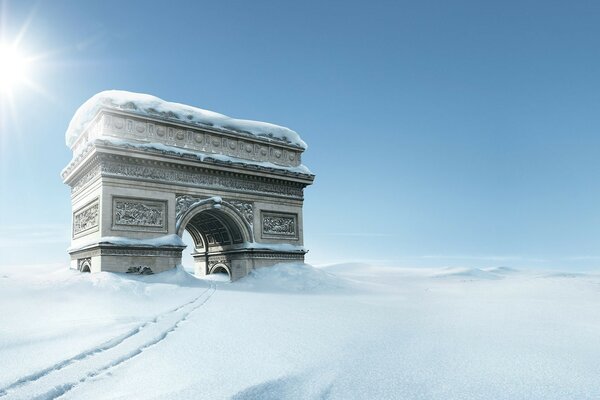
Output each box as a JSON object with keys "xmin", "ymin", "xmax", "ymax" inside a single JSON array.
[
  {"xmin": 233, "ymin": 263, "xmax": 354, "ymax": 293},
  {"xmin": 232, "ymin": 371, "xmax": 335, "ymax": 400},
  {"xmin": 40, "ymin": 264, "xmax": 204, "ymax": 293},
  {"xmin": 66, "ymin": 90, "xmax": 307, "ymax": 149},
  {"xmin": 482, "ymin": 266, "xmax": 519, "ymax": 274},
  {"xmin": 318, "ymin": 262, "xmax": 372, "ymax": 274},
  {"xmin": 430, "ymin": 267, "xmax": 505, "ymax": 280}
]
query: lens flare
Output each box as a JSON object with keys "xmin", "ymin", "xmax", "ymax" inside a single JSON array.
[{"xmin": 0, "ymin": 44, "xmax": 30, "ymax": 94}]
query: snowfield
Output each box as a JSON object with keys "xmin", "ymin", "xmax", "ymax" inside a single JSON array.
[{"xmin": 0, "ymin": 263, "xmax": 599, "ymax": 399}]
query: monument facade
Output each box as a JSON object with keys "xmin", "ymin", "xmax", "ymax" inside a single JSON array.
[{"xmin": 62, "ymin": 91, "xmax": 314, "ymax": 280}]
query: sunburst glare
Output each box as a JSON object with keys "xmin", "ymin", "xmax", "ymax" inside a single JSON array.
[{"xmin": 0, "ymin": 43, "xmax": 31, "ymax": 94}]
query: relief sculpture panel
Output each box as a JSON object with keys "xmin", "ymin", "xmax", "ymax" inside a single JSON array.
[
  {"xmin": 112, "ymin": 197, "xmax": 167, "ymax": 232},
  {"xmin": 261, "ymin": 212, "xmax": 298, "ymax": 239},
  {"xmin": 73, "ymin": 199, "xmax": 99, "ymax": 237}
]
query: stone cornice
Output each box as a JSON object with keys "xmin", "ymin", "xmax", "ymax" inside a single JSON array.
[
  {"xmin": 65, "ymin": 151, "xmax": 308, "ymax": 200},
  {"xmin": 70, "ymin": 109, "xmax": 306, "ymax": 168},
  {"xmin": 62, "ymin": 139, "xmax": 315, "ymax": 185}
]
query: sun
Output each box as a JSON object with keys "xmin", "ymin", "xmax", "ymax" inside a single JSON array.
[{"xmin": 0, "ymin": 43, "xmax": 31, "ymax": 94}]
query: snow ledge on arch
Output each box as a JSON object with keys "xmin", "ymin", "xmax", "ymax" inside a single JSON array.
[{"xmin": 65, "ymin": 90, "xmax": 307, "ymax": 150}]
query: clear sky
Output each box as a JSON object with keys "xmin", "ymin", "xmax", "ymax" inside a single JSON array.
[{"xmin": 1, "ymin": 0, "xmax": 600, "ymax": 270}]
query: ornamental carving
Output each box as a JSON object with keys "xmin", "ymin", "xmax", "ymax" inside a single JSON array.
[
  {"xmin": 228, "ymin": 200, "xmax": 254, "ymax": 226},
  {"xmin": 72, "ymin": 162, "xmax": 101, "ymax": 193},
  {"xmin": 64, "ymin": 95, "xmax": 314, "ymax": 279},
  {"xmin": 113, "ymin": 198, "xmax": 166, "ymax": 230},
  {"xmin": 77, "ymin": 258, "xmax": 92, "ymax": 272},
  {"xmin": 101, "ymin": 159, "xmax": 304, "ymax": 199},
  {"xmin": 262, "ymin": 212, "xmax": 297, "ymax": 238},
  {"xmin": 73, "ymin": 200, "xmax": 99, "ymax": 236},
  {"xmin": 176, "ymin": 195, "xmax": 205, "ymax": 223},
  {"xmin": 95, "ymin": 113, "xmax": 303, "ymax": 167}
]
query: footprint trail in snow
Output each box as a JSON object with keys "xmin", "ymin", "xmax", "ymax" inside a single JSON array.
[{"xmin": 0, "ymin": 282, "xmax": 216, "ymax": 400}]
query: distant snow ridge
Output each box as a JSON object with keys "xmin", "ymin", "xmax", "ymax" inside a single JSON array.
[
  {"xmin": 65, "ymin": 90, "xmax": 307, "ymax": 149},
  {"xmin": 431, "ymin": 267, "xmax": 518, "ymax": 280}
]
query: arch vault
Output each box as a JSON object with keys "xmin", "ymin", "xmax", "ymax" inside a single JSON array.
[{"xmin": 62, "ymin": 91, "xmax": 314, "ymax": 281}]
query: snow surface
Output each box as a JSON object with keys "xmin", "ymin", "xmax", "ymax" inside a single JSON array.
[
  {"xmin": 66, "ymin": 91, "xmax": 307, "ymax": 149},
  {"xmin": 69, "ymin": 234, "xmax": 186, "ymax": 252},
  {"xmin": 1, "ymin": 263, "xmax": 600, "ymax": 399}
]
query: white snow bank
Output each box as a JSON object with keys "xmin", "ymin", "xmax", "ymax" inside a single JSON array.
[
  {"xmin": 3, "ymin": 263, "xmax": 600, "ymax": 399},
  {"xmin": 69, "ymin": 234, "xmax": 186, "ymax": 252},
  {"xmin": 239, "ymin": 242, "xmax": 306, "ymax": 252},
  {"xmin": 232, "ymin": 263, "xmax": 355, "ymax": 293},
  {"xmin": 98, "ymin": 234, "xmax": 185, "ymax": 247},
  {"xmin": 66, "ymin": 90, "xmax": 307, "ymax": 149}
]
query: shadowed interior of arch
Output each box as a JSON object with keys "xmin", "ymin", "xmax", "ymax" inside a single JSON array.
[
  {"xmin": 181, "ymin": 209, "xmax": 245, "ymax": 278},
  {"xmin": 186, "ymin": 209, "xmax": 244, "ymax": 248}
]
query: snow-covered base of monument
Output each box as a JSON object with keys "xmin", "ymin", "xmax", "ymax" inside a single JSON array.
[{"xmin": 1, "ymin": 263, "xmax": 599, "ymax": 399}]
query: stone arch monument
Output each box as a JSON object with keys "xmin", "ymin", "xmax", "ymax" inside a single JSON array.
[{"xmin": 62, "ymin": 91, "xmax": 314, "ymax": 281}]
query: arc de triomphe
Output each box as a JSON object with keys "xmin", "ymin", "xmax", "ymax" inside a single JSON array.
[{"xmin": 62, "ymin": 91, "xmax": 314, "ymax": 281}]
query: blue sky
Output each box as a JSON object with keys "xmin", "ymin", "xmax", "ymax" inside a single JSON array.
[{"xmin": 1, "ymin": 0, "xmax": 600, "ymax": 269}]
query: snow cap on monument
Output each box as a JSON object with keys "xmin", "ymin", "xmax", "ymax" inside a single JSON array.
[{"xmin": 65, "ymin": 90, "xmax": 307, "ymax": 150}]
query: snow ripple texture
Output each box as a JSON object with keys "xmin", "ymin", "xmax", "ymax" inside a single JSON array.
[{"xmin": 0, "ymin": 282, "xmax": 216, "ymax": 400}]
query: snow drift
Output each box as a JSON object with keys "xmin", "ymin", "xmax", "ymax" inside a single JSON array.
[{"xmin": 65, "ymin": 90, "xmax": 307, "ymax": 149}]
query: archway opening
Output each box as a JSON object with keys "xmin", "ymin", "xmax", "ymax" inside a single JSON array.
[
  {"xmin": 181, "ymin": 230, "xmax": 196, "ymax": 274},
  {"xmin": 209, "ymin": 265, "xmax": 231, "ymax": 282},
  {"xmin": 180, "ymin": 207, "xmax": 246, "ymax": 280},
  {"xmin": 78, "ymin": 258, "xmax": 91, "ymax": 273}
]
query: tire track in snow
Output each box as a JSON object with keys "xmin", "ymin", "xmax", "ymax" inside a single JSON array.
[{"xmin": 0, "ymin": 282, "xmax": 216, "ymax": 400}]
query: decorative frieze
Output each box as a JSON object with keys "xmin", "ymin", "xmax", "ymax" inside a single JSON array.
[
  {"xmin": 73, "ymin": 199, "xmax": 99, "ymax": 237},
  {"xmin": 72, "ymin": 111, "xmax": 303, "ymax": 167},
  {"xmin": 228, "ymin": 200, "xmax": 254, "ymax": 226},
  {"xmin": 261, "ymin": 212, "xmax": 298, "ymax": 239},
  {"xmin": 112, "ymin": 197, "xmax": 167, "ymax": 232},
  {"xmin": 72, "ymin": 162, "xmax": 101, "ymax": 193},
  {"xmin": 64, "ymin": 95, "xmax": 314, "ymax": 279},
  {"xmin": 70, "ymin": 247, "xmax": 183, "ymax": 258},
  {"xmin": 101, "ymin": 158, "xmax": 304, "ymax": 199},
  {"xmin": 175, "ymin": 195, "xmax": 206, "ymax": 225}
]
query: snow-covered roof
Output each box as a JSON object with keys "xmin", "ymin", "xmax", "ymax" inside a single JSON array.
[{"xmin": 65, "ymin": 90, "xmax": 307, "ymax": 149}]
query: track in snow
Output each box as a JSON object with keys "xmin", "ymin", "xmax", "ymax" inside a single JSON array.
[{"xmin": 0, "ymin": 282, "xmax": 216, "ymax": 400}]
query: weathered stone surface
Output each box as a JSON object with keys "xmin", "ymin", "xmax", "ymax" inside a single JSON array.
[{"xmin": 63, "ymin": 94, "xmax": 314, "ymax": 281}]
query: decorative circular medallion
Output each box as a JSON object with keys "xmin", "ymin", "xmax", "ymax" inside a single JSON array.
[
  {"xmin": 194, "ymin": 133, "xmax": 203, "ymax": 143},
  {"xmin": 245, "ymin": 144, "xmax": 253, "ymax": 153},
  {"xmin": 135, "ymin": 122, "xmax": 145, "ymax": 133},
  {"xmin": 157, "ymin": 127, "xmax": 165, "ymax": 137},
  {"xmin": 176, "ymin": 131, "xmax": 185, "ymax": 140},
  {"xmin": 114, "ymin": 118, "xmax": 124, "ymax": 129}
]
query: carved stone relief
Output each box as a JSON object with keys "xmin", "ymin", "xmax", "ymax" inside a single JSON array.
[
  {"xmin": 228, "ymin": 200, "xmax": 254, "ymax": 226},
  {"xmin": 101, "ymin": 159, "xmax": 304, "ymax": 199},
  {"xmin": 73, "ymin": 199, "xmax": 99, "ymax": 237},
  {"xmin": 95, "ymin": 112, "xmax": 302, "ymax": 167},
  {"xmin": 261, "ymin": 212, "xmax": 298, "ymax": 239},
  {"xmin": 77, "ymin": 257, "xmax": 92, "ymax": 272},
  {"xmin": 64, "ymin": 99, "xmax": 313, "ymax": 278},
  {"xmin": 112, "ymin": 197, "xmax": 167, "ymax": 232},
  {"xmin": 175, "ymin": 195, "xmax": 203, "ymax": 222}
]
